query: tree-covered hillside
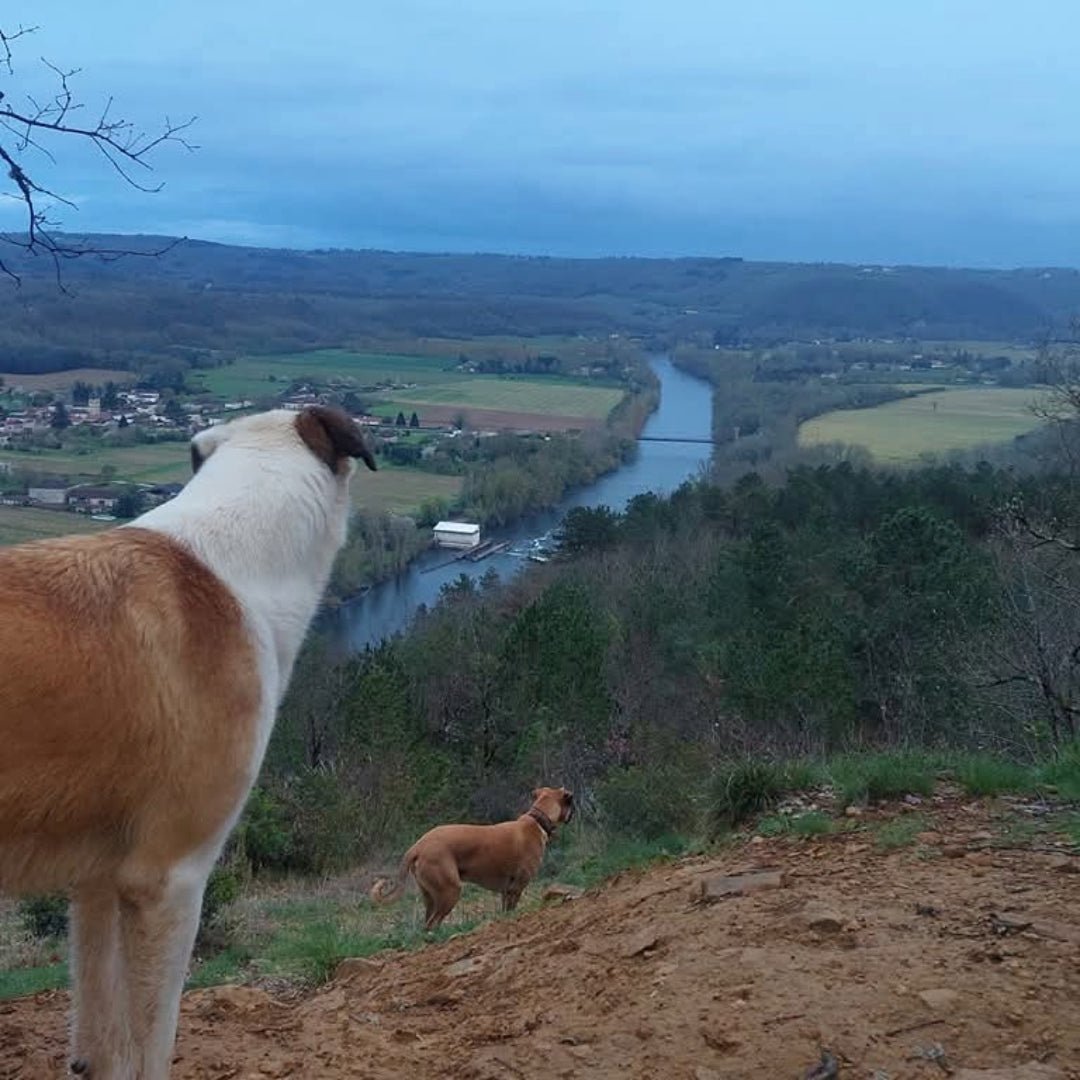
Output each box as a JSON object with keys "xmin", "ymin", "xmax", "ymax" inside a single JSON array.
[{"xmin": 3, "ymin": 236, "xmax": 1080, "ymax": 375}]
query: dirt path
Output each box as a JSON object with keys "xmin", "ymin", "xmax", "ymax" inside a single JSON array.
[{"xmin": 3, "ymin": 801, "xmax": 1079, "ymax": 1078}]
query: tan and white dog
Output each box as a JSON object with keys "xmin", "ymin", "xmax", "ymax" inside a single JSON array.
[
  {"xmin": 0, "ymin": 406, "xmax": 375, "ymax": 1080},
  {"xmin": 371, "ymin": 787, "xmax": 574, "ymax": 929}
]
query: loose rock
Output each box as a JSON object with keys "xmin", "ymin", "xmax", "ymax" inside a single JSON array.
[
  {"xmin": 690, "ymin": 869, "xmax": 786, "ymax": 903},
  {"xmin": 917, "ymin": 988, "xmax": 960, "ymax": 1010},
  {"xmin": 800, "ymin": 900, "xmax": 845, "ymax": 934},
  {"xmin": 542, "ymin": 884, "xmax": 584, "ymax": 904}
]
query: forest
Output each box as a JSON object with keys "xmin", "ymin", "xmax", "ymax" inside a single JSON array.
[
  {"xmin": 237, "ymin": 432, "xmax": 1080, "ymax": 876},
  {"xmin": 3, "ymin": 236, "xmax": 1080, "ymax": 378}
]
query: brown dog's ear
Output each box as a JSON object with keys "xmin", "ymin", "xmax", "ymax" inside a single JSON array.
[{"xmin": 296, "ymin": 406, "xmax": 377, "ymax": 474}]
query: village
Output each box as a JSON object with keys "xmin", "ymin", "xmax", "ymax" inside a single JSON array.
[{"xmin": 0, "ymin": 375, "xmax": 491, "ymax": 526}]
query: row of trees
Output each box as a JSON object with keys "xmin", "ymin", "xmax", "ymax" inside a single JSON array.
[{"xmin": 235, "ymin": 456, "xmax": 1080, "ymax": 872}]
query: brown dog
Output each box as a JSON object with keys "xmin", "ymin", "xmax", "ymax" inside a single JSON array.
[{"xmin": 371, "ymin": 787, "xmax": 574, "ymax": 929}]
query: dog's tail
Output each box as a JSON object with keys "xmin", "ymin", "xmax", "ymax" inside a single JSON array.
[{"xmin": 369, "ymin": 848, "xmax": 418, "ymax": 905}]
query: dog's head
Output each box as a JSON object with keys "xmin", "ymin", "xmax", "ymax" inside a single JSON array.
[
  {"xmin": 183, "ymin": 406, "xmax": 377, "ymax": 564},
  {"xmin": 190, "ymin": 406, "xmax": 377, "ymax": 480},
  {"xmin": 532, "ymin": 786, "xmax": 575, "ymax": 825}
]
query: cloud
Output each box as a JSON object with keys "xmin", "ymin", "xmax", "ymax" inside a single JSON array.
[{"xmin": 13, "ymin": 0, "xmax": 1080, "ymax": 265}]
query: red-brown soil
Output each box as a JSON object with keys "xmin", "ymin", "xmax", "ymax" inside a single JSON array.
[{"xmin": 3, "ymin": 799, "xmax": 1078, "ymax": 1079}]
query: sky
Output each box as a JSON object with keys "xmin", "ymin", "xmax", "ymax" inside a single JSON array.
[{"xmin": 5, "ymin": 0, "xmax": 1080, "ymax": 267}]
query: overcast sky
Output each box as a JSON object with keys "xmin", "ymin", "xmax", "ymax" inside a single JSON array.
[{"xmin": 6, "ymin": 1, "xmax": 1080, "ymax": 266}]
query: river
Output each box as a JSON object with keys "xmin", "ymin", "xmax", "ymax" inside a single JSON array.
[{"xmin": 326, "ymin": 354, "xmax": 713, "ymax": 652}]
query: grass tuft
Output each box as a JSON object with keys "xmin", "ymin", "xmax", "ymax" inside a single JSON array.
[
  {"xmin": 707, "ymin": 761, "xmax": 787, "ymax": 835},
  {"xmin": 954, "ymin": 755, "xmax": 1032, "ymax": 797},
  {"xmin": 829, "ymin": 751, "xmax": 937, "ymax": 807},
  {"xmin": 875, "ymin": 814, "xmax": 928, "ymax": 851}
]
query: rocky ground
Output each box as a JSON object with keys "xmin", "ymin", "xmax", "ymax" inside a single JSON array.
[{"xmin": 2, "ymin": 795, "xmax": 1078, "ymax": 1079}]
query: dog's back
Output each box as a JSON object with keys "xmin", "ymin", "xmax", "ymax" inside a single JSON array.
[{"xmin": 0, "ymin": 527, "xmax": 261, "ymax": 894}]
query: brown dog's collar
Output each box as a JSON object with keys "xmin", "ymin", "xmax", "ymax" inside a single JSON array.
[{"xmin": 526, "ymin": 806, "xmax": 557, "ymax": 837}]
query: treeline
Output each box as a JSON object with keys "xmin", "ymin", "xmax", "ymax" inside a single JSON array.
[
  {"xmin": 327, "ymin": 510, "xmax": 431, "ymax": 604},
  {"xmin": 4, "ymin": 237, "xmax": 1079, "ymax": 377},
  {"xmin": 456, "ymin": 430, "xmax": 637, "ymax": 527},
  {"xmin": 235, "ymin": 459, "xmax": 1080, "ymax": 872}
]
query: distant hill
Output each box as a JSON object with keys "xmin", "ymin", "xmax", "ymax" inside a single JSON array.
[{"xmin": 2, "ymin": 234, "xmax": 1079, "ymax": 371}]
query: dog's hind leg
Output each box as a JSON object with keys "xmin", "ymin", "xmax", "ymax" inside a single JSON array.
[
  {"xmin": 423, "ymin": 882, "xmax": 461, "ymax": 930},
  {"xmin": 69, "ymin": 884, "xmax": 131, "ymax": 1077},
  {"xmin": 116, "ymin": 861, "xmax": 207, "ymax": 1080},
  {"xmin": 501, "ymin": 885, "xmax": 524, "ymax": 913},
  {"xmin": 421, "ymin": 886, "xmax": 439, "ymax": 930},
  {"xmin": 417, "ymin": 861, "xmax": 461, "ymax": 931}
]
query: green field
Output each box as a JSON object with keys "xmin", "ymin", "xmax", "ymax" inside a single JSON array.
[
  {"xmin": 799, "ymin": 387, "xmax": 1048, "ymax": 463},
  {"xmin": 1, "ymin": 442, "xmax": 192, "ymax": 484},
  {"xmin": 351, "ymin": 467, "xmax": 462, "ymax": 516},
  {"xmin": 0, "ymin": 452, "xmax": 458, "ymax": 530},
  {"xmin": 384, "ymin": 377, "xmax": 623, "ymax": 418},
  {"xmin": 0, "ymin": 367, "xmax": 130, "ymax": 392},
  {"xmin": 194, "ymin": 350, "xmax": 624, "ymax": 422},
  {"xmin": 193, "ymin": 351, "xmax": 458, "ymax": 400},
  {"xmin": 0, "ymin": 506, "xmax": 109, "ymax": 546}
]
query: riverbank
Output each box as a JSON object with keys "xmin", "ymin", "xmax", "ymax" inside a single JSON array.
[
  {"xmin": 321, "ymin": 365, "xmax": 661, "ymax": 605},
  {"xmin": 324, "ymin": 355, "xmax": 713, "ymax": 651}
]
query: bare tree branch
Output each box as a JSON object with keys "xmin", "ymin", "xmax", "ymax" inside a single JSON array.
[
  {"xmin": 0, "ymin": 24, "xmax": 36, "ymax": 75},
  {"xmin": 0, "ymin": 24, "xmax": 196, "ymax": 286}
]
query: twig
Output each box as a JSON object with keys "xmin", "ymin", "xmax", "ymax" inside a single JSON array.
[
  {"xmin": 764, "ymin": 1011, "xmax": 806, "ymax": 1026},
  {"xmin": 0, "ymin": 22, "xmax": 196, "ymax": 285},
  {"xmin": 886, "ymin": 1018, "xmax": 948, "ymax": 1038}
]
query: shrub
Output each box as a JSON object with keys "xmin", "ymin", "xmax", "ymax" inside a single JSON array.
[
  {"xmin": 239, "ymin": 786, "xmax": 297, "ymax": 873},
  {"xmin": 18, "ymin": 895, "xmax": 68, "ymax": 940},
  {"xmin": 595, "ymin": 764, "xmax": 700, "ymax": 840},
  {"xmin": 197, "ymin": 865, "xmax": 244, "ymax": 953}
]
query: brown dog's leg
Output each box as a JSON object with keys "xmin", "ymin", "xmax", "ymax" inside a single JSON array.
[
  {"xmin": 424, "ymin": 883, "xmax": 460, "ymax": 930},
  {"xmin": 502, "ymin": 885, "xmax": 524, "ymax": 913},
  {"xmin": 421, "ymin": 886, "xmax": 438, "ymax": 930},
  {"xmin": 416, "ymin": 857, "xmax": 461, "ymax": 931}
]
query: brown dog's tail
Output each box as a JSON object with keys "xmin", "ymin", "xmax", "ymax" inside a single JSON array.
[{"xmin": 369, "ymin": 848, "xmax": 417, "ymax": 905}]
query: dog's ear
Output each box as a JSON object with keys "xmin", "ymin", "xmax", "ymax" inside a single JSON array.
[
  {"xmin": 190, "ymin": 425, "xmax": 233, "ymax": 475},
  {"xmin": 296, "ymin": 406, "xmax": 377, "ymax": 474}
]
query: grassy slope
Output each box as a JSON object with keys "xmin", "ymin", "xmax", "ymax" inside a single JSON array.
[
  {"xmin": 4, "ymin": 747, "xmax": 1077, "ymax": 1000},
  {"xmin": 2, "ymin": 442, "xmax": 194, "ymax": 485},
  {"xmin": 351, "ymin": 467, "xmax": 462, "ymax": 516}
]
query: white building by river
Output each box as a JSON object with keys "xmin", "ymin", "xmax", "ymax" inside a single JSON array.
[{"xmin": 433, "ymin": 521, "xmax": 481, "ymax": 549}]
